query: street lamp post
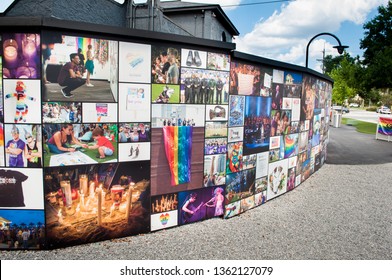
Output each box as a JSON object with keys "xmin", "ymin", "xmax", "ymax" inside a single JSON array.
[{"xmin": 305, "ymin": 32, "xmax": 349, "ymax": 68}]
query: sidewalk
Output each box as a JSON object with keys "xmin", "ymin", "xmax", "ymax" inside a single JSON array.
[{"xmin": 2, "ymin": 125, "xmax": 392, "ymax": 259}]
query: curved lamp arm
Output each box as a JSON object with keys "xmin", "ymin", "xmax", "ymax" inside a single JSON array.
[{"xmin": 305, "ymin": 32, "xmax": 349, "ymax": 68}]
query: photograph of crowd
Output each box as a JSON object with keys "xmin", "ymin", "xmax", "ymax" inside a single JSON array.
[
  {"xmin": 0, "ymin": 210, "xmax": 45, "ymax": 249},
  {"xmin": 204, "ymin": 138, "xmax": 227, "ymax": 155},
  {"xmin": 243, "ymin": 96, "xmax": 272, "ymax": 155},
  {"xmin": 42, "ymin": 102, "xmax": 82, "ymax": 123}
]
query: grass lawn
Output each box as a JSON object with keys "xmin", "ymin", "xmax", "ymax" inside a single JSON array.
[
  {"xmin": 341, "ymin": 118, "xmax": 377, "ymax": 134},
  {"xmin": 43, "ymin": 141, "xmax": 118, "ymax": 167}
]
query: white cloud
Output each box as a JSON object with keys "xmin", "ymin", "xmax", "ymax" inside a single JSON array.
[{"xmin": 235, "ymin": 0, "xmax": 388, "ymax": 70}]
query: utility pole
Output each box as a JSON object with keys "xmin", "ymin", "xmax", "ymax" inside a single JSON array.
[{"xmin": 316, "ymin": 44, "xmax": 326, "ymax": 74}]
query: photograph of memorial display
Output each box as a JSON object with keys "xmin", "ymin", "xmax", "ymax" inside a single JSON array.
[
  {"xmin": 42, "ymin": 31, "xmax": 118, "ymax": 102},
  {"xmin": 44, "ymin": 161, "xmax": 150, "ymax": 248}
]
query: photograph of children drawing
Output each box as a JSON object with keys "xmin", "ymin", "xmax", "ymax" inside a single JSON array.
[{"xmin": 42, "ymin": 123, "xmax": 117, "ymax": 167}]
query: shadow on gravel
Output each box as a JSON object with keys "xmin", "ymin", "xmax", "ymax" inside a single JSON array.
[{"xmin": 326, "ymin": 125, "xmax": 392, "ymax": 165}]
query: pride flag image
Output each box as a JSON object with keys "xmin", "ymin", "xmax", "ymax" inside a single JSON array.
[
  {"xmin": 163, "ymin": 126, "xmax": 193, "ymax": 186},
  {"xmin": 378, "ymin": 117, "xmax": 392, "ymax": 136}
]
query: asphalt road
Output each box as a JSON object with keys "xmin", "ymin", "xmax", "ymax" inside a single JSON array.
[
  {"xmin": 326, "ymin": 124, "xmax": 392, "ymax": 165},
  {"xmin": 343, "ymin": 108, "xmax": 390, "ymax": 124}
]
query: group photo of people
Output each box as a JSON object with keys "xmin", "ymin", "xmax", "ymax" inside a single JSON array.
[
  {"xmin": 118, "ymin": 123, "xmax": 150, "ymax": 143},
  {"xmin": 180, "ymin": 68, "xmax": 229, "ymax": 104},
  {"xmin": 204, "ymin": 138, "xmax": 227, "ymax": 155}
]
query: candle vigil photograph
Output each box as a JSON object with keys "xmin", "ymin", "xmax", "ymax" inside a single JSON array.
[{"xmin": 43, "ymin": 161, "xmax": 150, "ymax": 249}]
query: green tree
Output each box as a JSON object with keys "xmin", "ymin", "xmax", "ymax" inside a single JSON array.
[
  {"xmin": 323, "ymin": 52, "xmax": 355, "ymax": 75},
  {"xmin": 360, "ymin": 1, "xmax": 392, "ymax": 89},
  {"xmin": 330, "ymin": 57, "xmax": 356, "ymax": 104}
]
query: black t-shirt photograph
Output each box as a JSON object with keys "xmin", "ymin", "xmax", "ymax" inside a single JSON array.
[{"xmin": 0, "ymin": 169, "xmax": 29, "ymax": 207}]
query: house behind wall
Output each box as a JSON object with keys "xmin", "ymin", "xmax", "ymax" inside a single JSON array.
[{"xmin": 2, "ymin": 0, "xmax": 239, "ymax": 42}]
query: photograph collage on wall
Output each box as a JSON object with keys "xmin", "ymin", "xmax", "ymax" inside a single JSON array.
[
  {"xmin": 1, "ymin": 32, "xmax": 45, "ymax": 249},
  {"xmin": 0, "ymin": 28, "xmax": 332, "ymax": 250},
  {"xmin": 224, "ymin": 60, "xmax": 332, "ymax": 218}
]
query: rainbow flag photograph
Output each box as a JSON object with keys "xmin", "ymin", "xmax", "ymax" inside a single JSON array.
[{"xmin": 163, "ymin": 126, "xmax": 193, "ymax": 186}]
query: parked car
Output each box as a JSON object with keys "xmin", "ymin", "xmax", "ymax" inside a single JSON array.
[
  {"xmin": 349, "ymin": 103, "xmax": 359, "ymax": 108},
  {"xmin": 377, "ymin": 106, "xmax": 391, "ymax": 114},
  {"xmin": 332, "ymin": 105, "xmax": 350, "ymax": 114}
]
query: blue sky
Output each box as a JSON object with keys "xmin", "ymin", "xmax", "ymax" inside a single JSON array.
[
  {"xmin": 2, "ymin": 0, "xmax": 388, "ymax": 72},
  {"xmin": 157, "ymin": 0, "xmax": 388, "ymax": 72}
]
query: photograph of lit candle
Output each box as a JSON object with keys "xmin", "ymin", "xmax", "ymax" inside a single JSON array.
[
  {"xmin": 3, "ymin": 39, "xmax": 18, "ymax": 67},
  {"xmin": 43, "ymin": 162, "xmax": 151, "ymax": 249},
  {"xmin": 2, "ymin": 33, "xmax": 41, "ymax": 78}
]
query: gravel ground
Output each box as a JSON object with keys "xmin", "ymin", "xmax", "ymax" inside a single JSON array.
[
  {"xmin": 2, "ymin": 162, "xmax": 392, "ymax": 260},
  {"xmin": 2, "ymin": 126, "xmax": 392, "ymax": 260}
]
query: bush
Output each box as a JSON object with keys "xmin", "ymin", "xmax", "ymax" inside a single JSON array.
[{"xmin": 366, "ymin": 106, "xmax": 377, "ymax": 112}]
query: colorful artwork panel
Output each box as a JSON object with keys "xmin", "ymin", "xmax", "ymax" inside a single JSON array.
[
  {"xmin": 4, "ymin": 79, "xmax": 41, "ymax": 124},
  {"xmin": 266, "ymin": 159, "xmax": 288, "ymax": 200},
  {"xmin": 82, "ymin": 103, "xmax": 118, "ymax": 123},
  {"xmin": 119, "ymin": 41, "xmax": 151, "ymax": 83},
  {"xmin": 228, "ymin": 95, "xmax": 245, "ymax": 127},
  {"xmin": 151, "ymin": 210, "xmax": 178, "ymax": 232}
]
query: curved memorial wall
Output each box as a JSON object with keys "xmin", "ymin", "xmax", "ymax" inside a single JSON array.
[{"xmin": 0, "ymin": 18, "xmax": 332, "ymax": 249}]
